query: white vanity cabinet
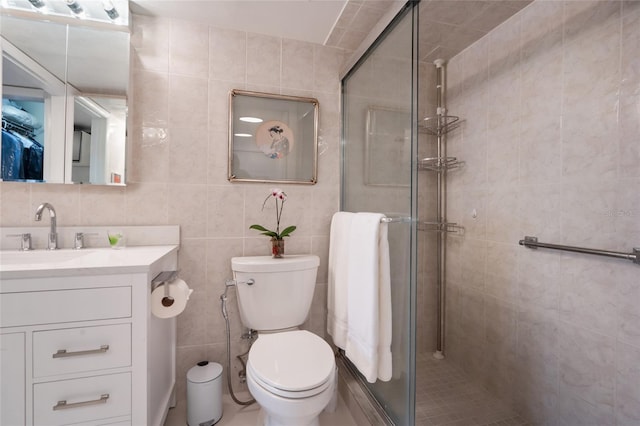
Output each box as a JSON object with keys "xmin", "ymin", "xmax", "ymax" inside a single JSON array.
[
  {"xmin": 0, "ymin": 245, "xmax": 179, "ymax": 426},
  {"xmin": 1, "ymin": 332, "xmax": 26, "ymax": 425}
]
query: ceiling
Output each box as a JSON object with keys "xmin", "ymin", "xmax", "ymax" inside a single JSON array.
[
  {"xmin": 129, "ymin": 0, "xmax": 349, "ymax": 45},
  {"xmin": 128, "ymin": 0, "xmax": 532, "ymax": 62}
]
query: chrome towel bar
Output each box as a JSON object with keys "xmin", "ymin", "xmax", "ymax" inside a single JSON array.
[
  {"xmin": 379, "ymin": 216, "xmax": 465, "ymax": 234},
  {"xmin": 381, "ymin": 216, "xmax": 412, "ymax": 223},
  {"xmin": 519, "ymin": 236, "xmax": 639, "ymax": 265}
]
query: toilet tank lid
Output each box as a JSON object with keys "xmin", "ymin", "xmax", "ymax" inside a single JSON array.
[{"xmin": 231, "ymin": 255, "xmax": 319, "ymax": 272}]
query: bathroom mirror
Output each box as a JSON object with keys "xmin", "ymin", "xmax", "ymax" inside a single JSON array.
[
  {"xmin": 228, "ymin": 89, "xmax": 318, "ymax": 185},
  {"xmin": 1, "ymin": 8, "xmax": 129, "ymax": 185}
]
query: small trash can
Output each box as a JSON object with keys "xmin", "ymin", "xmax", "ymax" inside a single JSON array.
[{"xmin": 187, "ymin": 361, "xmax": 223, "ymax": 426}]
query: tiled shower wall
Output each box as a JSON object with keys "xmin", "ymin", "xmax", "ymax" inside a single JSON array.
[
  {"xmin": 444, "ymin": 1, "xmax": 640, "ymax": 425},
  {"xmin": 0, "ymin": 14, "xmax": 345, "ymax": 402}
]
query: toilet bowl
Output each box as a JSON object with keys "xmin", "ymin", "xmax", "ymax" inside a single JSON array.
[
  {"xmin": 230, "ymin": 255, "xmax": 336, "ymax": 426},
  {"xmin": 246, "ymin": 330, "xmax": 335, "ymax": 426}
]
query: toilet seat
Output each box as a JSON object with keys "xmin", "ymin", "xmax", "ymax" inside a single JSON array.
[
  {"xmin": 248, "ymin": 330, "xmax": 335, "ymax": 399},
  {"xmin": 248, "ymin": 363, "xmax": 334, "ymax": 399}
]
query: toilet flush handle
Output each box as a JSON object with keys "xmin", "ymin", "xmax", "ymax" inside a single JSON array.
[{"xmin": 225, "ymin": 278, "xmax": 255, "ymax": 287}]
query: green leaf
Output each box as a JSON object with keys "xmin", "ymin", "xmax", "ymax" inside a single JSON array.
[
  {"xmin": 279, "ymin": 225, "xmax": 296, "ymax": 238},
  {"xmin": 249, "ymin": 224, "xmax": 278, "ymax": 238}
]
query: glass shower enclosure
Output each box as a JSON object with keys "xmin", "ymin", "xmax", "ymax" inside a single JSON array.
[{"xmin": 340, "ymin": 3, "xmax": 419, "ymax": 425}]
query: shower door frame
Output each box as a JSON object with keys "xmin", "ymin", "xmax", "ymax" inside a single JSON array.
[{"xmin": 339, "ymin": 2, "xmax": 419, "ymax": 424}]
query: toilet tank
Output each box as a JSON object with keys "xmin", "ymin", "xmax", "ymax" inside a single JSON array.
[{"xmin": 231, "ymin": 255, "xmax": 320, "ymax": 332}]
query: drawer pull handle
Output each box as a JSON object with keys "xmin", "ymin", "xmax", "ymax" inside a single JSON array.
[
  {"xmin": 53, "ymin": 393, "xmax": 109, "ymax": 411},
  {"xmin": 52, "ymin": 344, "xmax": 110, "ymax": 358}
]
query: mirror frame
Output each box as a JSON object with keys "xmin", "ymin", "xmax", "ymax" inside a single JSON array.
[{"xmin": 228, "ymin": 89, "xmax": 318, "ymax": 185}]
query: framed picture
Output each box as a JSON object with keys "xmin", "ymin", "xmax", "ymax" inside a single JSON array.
[
  {"xmin": 365, "ymin": 106, "xmax": 411, "ymax": 187},
  {"xmin": 228, "ymin": 89, "xmax": 318, "ymax": 184}
]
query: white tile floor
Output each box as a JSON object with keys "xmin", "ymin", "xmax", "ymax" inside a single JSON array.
[
  {"xmin": 164, "ymin": 391, "xmax": 359, "ymax": 426},
  {"xmin": 415, "ymin": 353, "xmax": 527, "ymax": 426},
  {"xmin": 166, "ymin": 354, "xmax": 528, "ymax": 426}
]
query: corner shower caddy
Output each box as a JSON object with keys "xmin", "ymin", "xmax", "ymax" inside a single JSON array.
[{"xmin": 419, "ymin": 59, "xmax": 464, "ymax": 360}]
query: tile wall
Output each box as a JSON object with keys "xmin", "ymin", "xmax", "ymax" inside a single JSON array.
[
  {"xmin": 4, "ymin": 0, "xmax": 638, "ymax": 420},
  {"xmin": 444, "ymin": 1, "xmax": 640, "ymax": 424},
  {"xmin": 0, "ymin": 14, "xmax": 345, "ymax": 402}
]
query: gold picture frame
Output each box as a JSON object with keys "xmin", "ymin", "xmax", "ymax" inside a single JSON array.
[{"xmin": 228, "ymin": 89, "xmax": 318, "ymax": 184}]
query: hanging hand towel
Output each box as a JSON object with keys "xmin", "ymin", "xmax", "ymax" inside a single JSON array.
[
  {"xmin": 376, "ymin": 218, "xmax": 392, "ymax": 381},
  {"xmin": 345, "ymin": 212, "xmax": 392, "ymax": 383},
  {"xmin": 327, "ymin": 211, "xmax": 355, "ymax": 348}
]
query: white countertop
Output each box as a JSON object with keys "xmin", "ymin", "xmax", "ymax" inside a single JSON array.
[{"xmin": 0, "ymin": 245, "xmax": 179, "ymax": 279}]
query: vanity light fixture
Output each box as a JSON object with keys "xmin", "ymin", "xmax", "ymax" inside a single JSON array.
[
  {"xmin": 234, "ymin": 133, "xmax": 253, "ymax": 137},
  {"xmin": 102, "ymin": 0, "xmax": 119, "ymax": 19},
  {"xmin": 27, "ymin": 0, "xmax": 46, "ymax": 9},
  {"xmin": 66, "ymin": 0, "xmax": 83, "ymax": 15},
  {"xmin": 239, "ymin": 117, "xmax": 263, "ymax": 123},
  {"xmin": 5, "ymin": 0, "xmax": 128, "ymax": 25}
]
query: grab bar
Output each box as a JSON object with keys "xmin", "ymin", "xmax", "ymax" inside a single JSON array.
[{"xmin": 519, "ymin": 236, "xmax": 640, "ymax": 265}]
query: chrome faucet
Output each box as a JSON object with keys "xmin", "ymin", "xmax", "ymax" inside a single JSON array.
[{"xmin": 34, "ymin": 202, "xmax": 58, "ymax": 250}]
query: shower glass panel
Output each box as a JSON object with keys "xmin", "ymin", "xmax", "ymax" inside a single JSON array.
[{"xmin": 341, "ymin": 3, "xmax": 418, "ymax": 425}]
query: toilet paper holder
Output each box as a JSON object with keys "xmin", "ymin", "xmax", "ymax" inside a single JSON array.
[{"xmin": 152, "ymin": 270, "xmax": 180, "ymax": 307}]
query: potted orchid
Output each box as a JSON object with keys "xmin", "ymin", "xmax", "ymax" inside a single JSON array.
[{"xmin": 250, "ymin": 188, "xmax": 296, "ymax": 257}]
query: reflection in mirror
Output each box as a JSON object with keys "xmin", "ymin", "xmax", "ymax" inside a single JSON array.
[
  {"xmin": 1, "ymin": 5, "xmax": 129, "ymax": 185},
  {"xmin": 67, "ymin": 25, "xmax": 129, "ymax": 96},
  {"xmin": 67, "ymin": 24, "xmax": 128, "ymax": 184},
  {"xmin": 1, "ymin": 15, "xmax": 67, "ymax": 182},
  {"xmin": 71, "ymin": 96, "xmax": 126, "ymax": 184}
]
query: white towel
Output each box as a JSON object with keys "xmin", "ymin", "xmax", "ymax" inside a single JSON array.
[
  {"xmin": 327, "ymin": 212, "xmax": 354, "ymax": 348},
  {"xmin": 376, "ymin": 218, "xmax": 392, "ymax": 381},
  {"xmin": 328, "ymin": 211, "xmax": 392, "ymax": 383}
]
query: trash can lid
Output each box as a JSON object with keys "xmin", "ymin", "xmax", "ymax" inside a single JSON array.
[{"xmin": 187, "ymin": 360, "xmax": 223, "ymax": 383}]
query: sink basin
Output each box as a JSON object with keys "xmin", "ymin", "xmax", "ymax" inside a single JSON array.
[{"xmin": 0, "ymin": 249, "xmax": 92, "ymax": 265}]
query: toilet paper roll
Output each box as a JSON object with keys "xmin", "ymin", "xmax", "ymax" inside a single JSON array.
[{"xmin": 151, "ymin": 278, "xmax": 194, "ymax": 318}]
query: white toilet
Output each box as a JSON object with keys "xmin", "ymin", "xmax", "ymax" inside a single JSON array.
[{"xmin": 231, "ymin": 255, "xmax": 336, "ymax": 426}]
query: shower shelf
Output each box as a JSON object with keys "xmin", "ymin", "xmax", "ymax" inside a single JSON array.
[
  {"xmin": 418, "ymin": 157, "xmax": 465, "ymax": 172},
  {"xmin": 418, "ymin": 221, "xmax": 465, "ymax": 234},
  {"xmin": 421, "ymin": 115, "xmax": 461, "ymax": 136}
]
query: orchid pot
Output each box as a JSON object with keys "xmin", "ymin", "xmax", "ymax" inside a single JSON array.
[
  {"xmin": 250, "ymin": 188, "xmax": 296, "ymax": 258},
  {"xmin": 271, "ymin": 238, "xmax": 285, "ymax": 258}
]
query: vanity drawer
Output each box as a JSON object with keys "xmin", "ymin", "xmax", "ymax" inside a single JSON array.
[
  {"xmin": 33, "ymin": 324, "xmax": 131, "ymax": 378},
  {"xmin": 33, "ymin": 372, "xmax": 131, "ymax": 426},
  {"xmin": 0, "ymin": 286, "xmax": 131, "ymax": 327}
]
